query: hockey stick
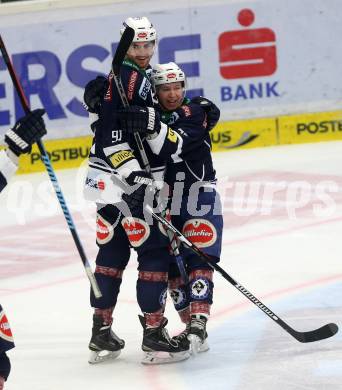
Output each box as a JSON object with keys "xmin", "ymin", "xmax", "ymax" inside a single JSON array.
[
  {"xmin": 111, "ymin": 27, "xmax": 188, "ymax": 283},
  {"xmin": 145, "ymin": 205, "xmax": 338, "ymax": 343},
  {"xmin": 0, "ymin": 34, "xmax": 102, "ymax": 299}
]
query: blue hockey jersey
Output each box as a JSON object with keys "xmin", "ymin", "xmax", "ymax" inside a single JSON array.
[
  {"xmin": 147, "ymin": 99, "xmax": 217, "ymax": 194},
  {"xmin": 84, "ymin": 59, "xmax": 166, "ymax": 204},
  {"xmin": 0, "ymin": 304, "xmax": 14, "ymax": 381}
]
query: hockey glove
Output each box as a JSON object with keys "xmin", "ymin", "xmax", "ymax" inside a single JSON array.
[
  {"xmin": 191, "ymin": 96, "xmax": 220, "ymax": 132},
  {"xmin": 117, "ymin": 106, "xmax": 161, "ymax": 139},
  {"xmin": 122, "ymin": 170, "xmax": 156, "ymax": 216},
  {"xmin": 83, "ymin": 76, "xmax": 108, "ymax": 114},
  {"xmin": 4, "ymin": 109, "xmax": 47, "ymax": 156}
]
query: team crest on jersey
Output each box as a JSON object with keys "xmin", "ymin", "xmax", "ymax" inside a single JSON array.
[
  {"xmin": 167, "ymin": 112, "xmax": 180, "ymax": 125},
  {"xmin": 138, "ymin": 77, "xmax": 152, "ymax": 100},
  {"xmin": 127, "ymin": 71, "xmax": 138, "ymax": 100},
  {"xmin": 0, "ymin": 310, "xmax": 14, "ymax": 343},
  {"xmin": 122, "ymin": 217, "xmax": 150, "ymax": 247},
  {"xmin": 190, "ymin": 277, "xmax": 210, "ymax": 299},
  {"xmin": 96, "ymin": 214, "xmax": 114, "ymax": 245},
  {"xmin": 182, "ymin": 219, "xmax": 217, "ymax": 248},
  {"xmin": 169, "ymin": 288, "xmax": 187, "ymax": 308}
]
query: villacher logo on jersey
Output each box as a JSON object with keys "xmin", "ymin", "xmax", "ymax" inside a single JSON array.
[{"xmin": 218, "ymin": 8, "xmax": 280, "ymax": 103}]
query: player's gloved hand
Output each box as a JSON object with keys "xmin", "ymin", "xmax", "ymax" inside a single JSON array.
[
  {"xmin": 117, "ymin": 106, "xmax": 161, "ymax": 139},
  {"xmin": 83, "ymin": 76, "xmax": 108, "ymax": 114},
  {"xmin": 191, "ymin": 96, "xmax": 220, "ymax": 131},
  {"xmin": 122, "ymin": 170, "xmax": 156, "ymax": 216},
  {"xmin": 4, "ymin": 109, "xmax": 47, "ymax": 156}
]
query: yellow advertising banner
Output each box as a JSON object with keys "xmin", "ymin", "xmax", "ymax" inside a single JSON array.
[
  {"xmin": 278, "ymin": 110, "xmax": 342, "ymax": 145},
  {"xmin": 16, "ymin": 135, "xmax": 92, "ymax": 174},
  {"xmin": 210, "ymin": 118, "xmax": 277, "ymax": 152},
  {"xmin": 2, "ymin": 109, "xmax": 342, "ymax": 175}
]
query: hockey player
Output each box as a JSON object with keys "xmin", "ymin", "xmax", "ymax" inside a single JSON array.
[
  {"xmin": 0, "ymin": 109, "xmax": 46, "ymax": 389},
  {"xmin": 84, "ymin": 17, "xmax": 189, "ymax": 364},
  {"xmin": 0, "ymin": 305, "xmax": 14, "ymax": 390},
  {"xmin": 117, "ymin": 62, "xmax": 223, "ymax": 355}
]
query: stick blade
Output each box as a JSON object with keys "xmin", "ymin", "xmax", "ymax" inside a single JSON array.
[
  {"xmin": 294, "ymin": 323, "xmax": 338, "ymax": 343},
  {"xmin": 112, "ymin": 26, "xmax": 134, "ymax": 75}
]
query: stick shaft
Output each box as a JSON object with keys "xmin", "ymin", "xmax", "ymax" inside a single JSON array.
[{"xmin": 0, "ymin": 34, "xmax": 102, "ymax": 298}]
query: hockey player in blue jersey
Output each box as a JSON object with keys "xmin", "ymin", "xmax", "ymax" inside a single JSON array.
[
  {"xmin": 117, "ymin": 62, "xmax": 223, "ymax": 355},
  {"xmin": 0, "ymin": 109, "xmax": 46, "ymax": 389},
  {"xmin": 0, "ymin": 304, "xmax": 15, "ymax": 390},
  {"xmin": 84, "ymin": 17, "xmax": 190, "ymax": 365}
]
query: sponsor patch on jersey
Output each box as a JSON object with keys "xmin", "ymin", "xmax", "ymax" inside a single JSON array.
[
  {"xmin": 104, "ymin": 72, "xmax": 114, "ymax": 101},
  {"xmin": 138, "ymin": 77, "xmax": 152, "ymax": 100},
  {"xmin": 182, "ymin": 219, "xmax": 217, "ymax": 248},
  {"xmin": 85, "ymin": 177, "xmax": 105, "ymax": 190},
  {"xmin": 110, "ymin": 150, "xmax": 135, "ymax": 168},
  {"xmin": 0, "ymin": 310, "xmax": 14, "ymax": 343},
  {"xmin": 127, "ymin": 71, "xmax": 138, "ymax": 100},
  {"xmin": 122, "ymin": 217, "xmax": 150, "ymax": 247},
  {"xmin": 96, "ymin": 214, "xmax": 114, "ymax": 245},
  {"xmin": 181, "ymin": 105, "xmax": 191, "ymax": 117},
  {"xmin": 169, "ymin": 288, "xmax": 187, "ymax": 308},
  {"xmin": 167, "ymin": 128, "xmax": 178, "ymax": 143},
  {"xmin": 190, "ymin": 277, "xmax": 210, "ymax": 299}
]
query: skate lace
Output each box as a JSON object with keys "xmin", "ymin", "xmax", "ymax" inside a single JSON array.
[
  {"xmin": 191, "ymin": 317, "xmax": 206, "ymax": 331},
  {"xmin": 161, "ymin": 327, "xmax": 179, "ymax": 347},
  {"xmin": 174, "ymin": 323, "xmax": 191, "ymax": 341}
]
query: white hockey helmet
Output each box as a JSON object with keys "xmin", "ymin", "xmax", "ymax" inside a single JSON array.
[
  {"xmin": 151, "ymin": 62, "xmax": 186, "ymax": 87},
  {"xmin": 120, "ymin": 16, "xmax": 157, "ymax": 42}
]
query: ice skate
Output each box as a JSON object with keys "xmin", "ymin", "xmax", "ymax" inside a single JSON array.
[
  {"xmin": 88, "ymin": 315, "xmax": 125, "ymax": 364},
  {"xmin": 139, "ymin": 315, "xmax": 190, "ymax": 365},
  {"xmin": 187, "ymin": 314, "xmax": 209, "ymax": 355},
  {"xmin": 171, "ymin": 323, "xmax": 191, "ymax": 350}
]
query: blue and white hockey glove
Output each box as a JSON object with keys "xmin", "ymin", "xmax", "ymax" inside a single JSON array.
[
  {"xmin": 83, "ymin": 76, "xmax": 108, "ymax": 114},
  {"xmin": 117, "ymin": 106, "xmax": 161, "ymax": 139},
  {"xmin": 191, "ymin": 96, "xmax": 220, "ymax": 131},
  {"xmin": 4, "ymin": 109, "xmax": 46, "ymax": 156},
  {"xmin": 83, "ymin": 76, "xmax": 108, "ymax": 134},
  {"xmin": 122, "ymin": 170, "xmax": 156, "ymax": 216}
]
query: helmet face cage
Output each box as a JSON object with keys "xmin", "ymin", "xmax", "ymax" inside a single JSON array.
[{"xmin": 120, "ymin": 16, "xmax": 157, "ymax": 43}]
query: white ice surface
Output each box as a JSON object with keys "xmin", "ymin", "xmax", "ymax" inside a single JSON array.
[{"xmin": 1, "ymin": 141, "xmax": 342, "ymax": 390}]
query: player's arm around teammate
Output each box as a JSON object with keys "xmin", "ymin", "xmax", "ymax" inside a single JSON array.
[{"xmin": 117, "ymin": 62, "xmax": 222, "ymax": 355}]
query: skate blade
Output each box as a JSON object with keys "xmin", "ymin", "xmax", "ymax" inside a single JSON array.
[
  {"xmin": 188, "ymin": 335, "xmax": 209, "ymax": 355},
  {"xmin": 141, "ymin": 350, "xmax": 190, "ymax": 365},
  {"xmin": 88, "ymin": 349, "xmax": 121, "ymax": 364}
]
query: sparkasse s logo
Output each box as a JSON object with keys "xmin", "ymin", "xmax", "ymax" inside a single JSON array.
[
  {"xmin": 219, "ymin": 8, "xmax": 277, "ymax": 79},
  {"xmin": 218, "ymin": 9, "xmax": 280, "ymax": 103}
]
